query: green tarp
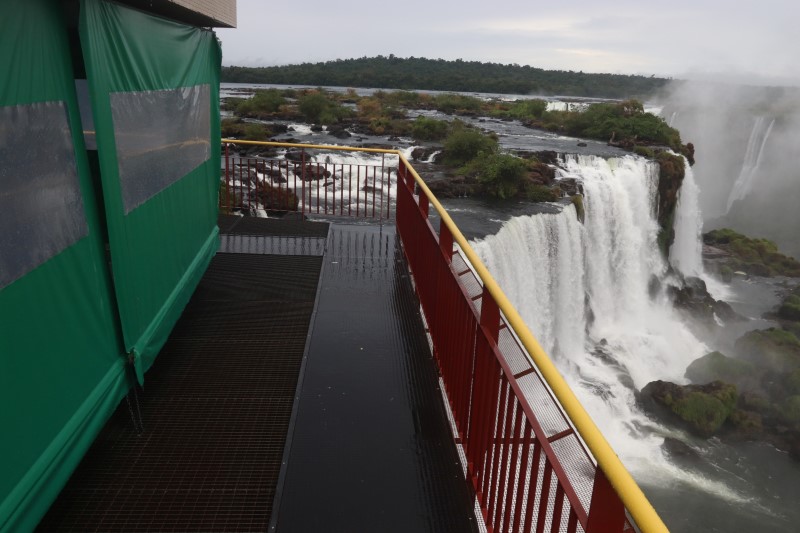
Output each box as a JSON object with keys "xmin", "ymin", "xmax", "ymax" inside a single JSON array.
[
  {"xmin": 0, "ymin": 2, "xmax": 128, "ymax": 531},
  {"xmin": 80, "ymin": 0, "xmax": 221, "ymax": 380},
  {"xmin": 1, "ymin": 1, "xmax": 222, "ymax": 530}
]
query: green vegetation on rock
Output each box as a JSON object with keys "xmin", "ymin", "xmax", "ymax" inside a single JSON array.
[
  {"xmin": 225, "ymin": 88, "xmax": 286, "ymax": 119},
  {"xmin": 654, "ymin": 152, "xmax": 686, "ymax": 257},
  {"xmin": 411, "ymin": 116, "xmax": 450, "ymax": 141},
  {"xmin": 460, "ymin": 153, "xmax": 527, "ymax": 200},
  {"xmin": 779, "ymin": 294, "xmax": 800, "ymax": 321},
  {"xmin": 685, "ymin": 351, "xmax": 756, "ymax": 387},
  {"xmin": 735, "ymin": 328, "xmax": 800, "ymax": 373},
  {"xmin": 442, "ymin": 123, "xmax": 498, "ymax": 166},
  {"xmin": 642, "ymin": 380, "xmax": 738, "ymax": 437},
  {"xmin": 297, "ymin": 90, "xmax": 352, "ymax": 124},
  {"xmin": 221, "ymin": 118, "xmax": 272, "ymax": 141},
  {"xmin": 703, "ymin": 228, "xmax": 800, "ymax": 277}
]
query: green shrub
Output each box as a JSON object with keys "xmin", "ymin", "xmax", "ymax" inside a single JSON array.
[
  {"xmin": 463, "ymin": 153, "xmax": 527, "ymax": 199},
  {"xmin": 411, "ymin": 116, "xmax": 450, "ymax": 141},
  {"xmin": 633, "ymin": 145, "xmax": 656, "ymax": 158},
  {"xmin": 298, "ymin": 91, "xmax": 351, "ymax": 124},
  {"xmin": 232, "ymin": 89, "xmax": 286, "ymax": 118},
  {"xmin": 779, "ymin": 295, "xmax": 800, "ymax": 321},
  {"xmin": 221, "ymin": 118, "xmax": 271, "ymax": 141},
  {"xmin": 431, "ymin": 93, "xmax": 483, "ymax": 114},
  {"xmin": 443, "ymin": 123, "xmax": 498, "ymax": 166},
  {"xmin": 523, "ymin": 183, "xmax": 558, "ymax": 202}
]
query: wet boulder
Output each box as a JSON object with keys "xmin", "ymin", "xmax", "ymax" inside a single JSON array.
[
  {"xmin": 640, "ymin": 380, "xmax": 737, "ymax": 437},
  {"xmin": 685, "ymin": 351, "xmax": 757, "ymax": 390}
]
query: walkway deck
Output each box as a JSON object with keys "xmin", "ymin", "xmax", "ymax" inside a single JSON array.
[{"xmin": 38, "ymin": 216, "xmax": 475, "ymax": 532}]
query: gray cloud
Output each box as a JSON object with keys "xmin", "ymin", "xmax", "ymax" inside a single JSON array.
[{"xmin": 216, "ymin": 0, "xmax": 799, "ymax": 82}]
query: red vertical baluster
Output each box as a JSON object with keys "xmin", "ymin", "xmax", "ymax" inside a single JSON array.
[
  {"xmin": 567, "ymin": 509, "xmax": 579, "ymax": 533},
  {"xmin": 550, "ymin": 485, "xmax": 565, "ymax": 533},
  {"xmin": 512, "ymin": 423, "xmax": 533, "ymax": 532},
  {"xmin": 355, "ymin": 165, "xmax": 360, "ymax": 217},
  {"xmin": 502, "ymin": 403, "xmax": 524, "ymax": 533},
  {"xmin": 494, "ymin": 383, "xmax": 515, "ymax": 529},
  {"xmin": 535, "ymin": 461, "xmax": 553, "ymax": 533},
  {"xmin": 522, "ymin": 442, "xmax": 542, "ymax": 533},
  {"xmin": 372, "ymin": 165, "xmax": 377, "ymax": 218}
]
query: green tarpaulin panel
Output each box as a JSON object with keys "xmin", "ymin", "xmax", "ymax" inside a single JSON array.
[
  {"xmin": 80, "ymin": 0, "xmax": 222, "ymax": 380},
  {"xmin": 0, "ymin": 2, "xmax": 129, "ymax": 531}
]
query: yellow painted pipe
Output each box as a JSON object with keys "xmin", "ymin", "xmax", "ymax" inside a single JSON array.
[{"xmin": 222, "ymin": 140, "xmax": 669, "ymax": 532}]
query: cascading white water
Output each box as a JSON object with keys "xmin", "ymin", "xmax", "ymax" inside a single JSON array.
[
  {"xmin": 472, "ymin": 154, "xmax": 746, "ymax": 499},
  {"xmin": 670, "ymin": 159, "xmax": 704, "ymax": 277},
  {"xmin": 725, "ymin": 117, "xmax": 775, "ymax": 211}
]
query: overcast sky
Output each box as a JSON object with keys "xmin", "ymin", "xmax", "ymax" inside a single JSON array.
[{"xmin": 216, "ymin": 0, "xmax": 798, "ymax": 85}]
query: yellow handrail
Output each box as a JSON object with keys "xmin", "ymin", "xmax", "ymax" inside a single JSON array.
[{"xmin": 221, "ymin": 139, "xmax": 669, "ymax": 532}]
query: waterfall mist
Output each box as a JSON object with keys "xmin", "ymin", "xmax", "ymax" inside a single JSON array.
[{"xmin": 658, "ymin": 80, "xmax": 800, "ymax": 258}]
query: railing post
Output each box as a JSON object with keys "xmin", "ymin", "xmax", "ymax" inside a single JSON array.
[
  {"xmin": 419, "ymin": 193, "xmax": 429, "ymax": 218},
  {"xmin": 480, "ymin": 286, "xmax": 500, "ymax": 343},
  {"xmin": 224, "ymin": 142, "xmax": 230, "ymax": 213},
  {"xmin": 586, "ymin": 467, "xmax": 626, "ymax": 533},
  {"xmin": 300, "ymin": 150, "xmax": 306, "ymax": 218},
  {"xmin": 439, "ymin": 221, "xmax": 454, "ymax": 263}
]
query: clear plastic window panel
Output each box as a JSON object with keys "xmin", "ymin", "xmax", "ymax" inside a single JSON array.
[
  {"xmin": 111, "ymin": 84, "xmax": 211, "ymax": 214},
  {"xmin": 0, "ymin": 101, "xmax": 88, "ymax": 289}
]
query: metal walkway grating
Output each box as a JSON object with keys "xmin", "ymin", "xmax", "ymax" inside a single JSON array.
[{"xmin": 38, "ymin": 238, "xmax": 325, "ymax": 531}]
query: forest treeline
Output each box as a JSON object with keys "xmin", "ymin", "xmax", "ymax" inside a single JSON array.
[{"xmin": 221, "ymin": 56, "xmax": 670, "ymax": 99}]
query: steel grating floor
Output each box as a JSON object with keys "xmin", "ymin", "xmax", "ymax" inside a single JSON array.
[
  {"xmin": 37, "ymin": 218, "xmax": 327, "ymax": 532},
  {"xmin": 38, "ymin": 217, "xmax": 476, "ymax": 532},
  {"xmin": 274, "ymin": 225, "xmax": 478, "ymax": 533}
]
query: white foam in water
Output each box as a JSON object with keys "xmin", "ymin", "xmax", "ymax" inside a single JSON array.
[{"xmin": 469, "ymin": 154, "xmax": 754, "ymax": 501}]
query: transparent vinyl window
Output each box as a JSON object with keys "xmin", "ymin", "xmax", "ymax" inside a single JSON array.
[
  {"xmin": 110, "ymin": 84, "xmax": 211, "ymax": 214},
  {"xmin": 0, "ymin": 101, "xmax": 88, "ymax": 289}
]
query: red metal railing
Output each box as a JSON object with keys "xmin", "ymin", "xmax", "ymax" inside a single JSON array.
[
  {"xmin": 217, "ymin": 140, "xmax": 667, "ymax": 533},
  {"xmin": 396, "ymin": 159, "xmax": 633, "ymax": 533},
  {"xmin": 222, "ymin": 142, "xmax": 392, "ymax": 220}
]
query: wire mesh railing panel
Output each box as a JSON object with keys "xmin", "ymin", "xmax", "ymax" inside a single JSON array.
[{"xmin": 222, "ymin": 146, "xmax": 395, "ymax": 221}]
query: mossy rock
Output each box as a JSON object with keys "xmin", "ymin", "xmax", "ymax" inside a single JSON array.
[
  {"xmin": 641, "ymin": 380, "xmax": 737, "ymax": 437},
  {"xmin": 655, "ymin": 152, "xmax": 685, "ymax": 257},
  {"xmin": 703, "ymin": 228, "xmax": 800, "ymax": 277},
  {"xmin": 729, "ymin": 409, "xmax": 764, "ymax": 437},
  {"xmin": 787, "ymin": 369, "xmax": 800, "ymax": 395},
  {"xmin": 570, "ymin": 194, "xmax": 585, "ymax": 223},
  {"xmin": 735, "ymin": 328, "xmax": 800, "ymax": 373},
  {"xmin": 685, "ymin": 351, "xmax": 756, "ymax": 388},
  {"xmin": 778, "ymin": 295, "xmax": 800, "ymax": 322},
  {"xmin": 779, "ymin": 396, "xmax": 800, "ymax": 424}
]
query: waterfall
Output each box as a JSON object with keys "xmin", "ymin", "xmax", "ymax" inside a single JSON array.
[
  {"xmin": 667, "ymin": 111, "xmax": 678, "ymax": 127},
  {"xmin": 472, "ymin": 154, "xmax": 729, "ymax": 490},
  {"xmin": 670, "ymin": 160, "xmax": 703, "ymax": 277},
  {"xmin": 725, "ymin": 117, "xmax": 775, "ymax": 211}
]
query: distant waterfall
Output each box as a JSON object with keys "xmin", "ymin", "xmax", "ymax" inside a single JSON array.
[
  {"xmin": 668, "ymin": 111, "xmax": 678, "ymax": 127},
  {"xmin": 670, "ymin": 160, "xmax": 704, "ymax": 277},
  {"xmin": 473, "ymin": 154, "xmax": 715, "ymax": 486},
  {"xmin": 725, "ymin": 117, "xmax": 775, "ymax": 211}
]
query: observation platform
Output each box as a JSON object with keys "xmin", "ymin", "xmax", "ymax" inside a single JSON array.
[{"xmin": 37, "ymin": 215, "xmax": 477, "ymax": 532}]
